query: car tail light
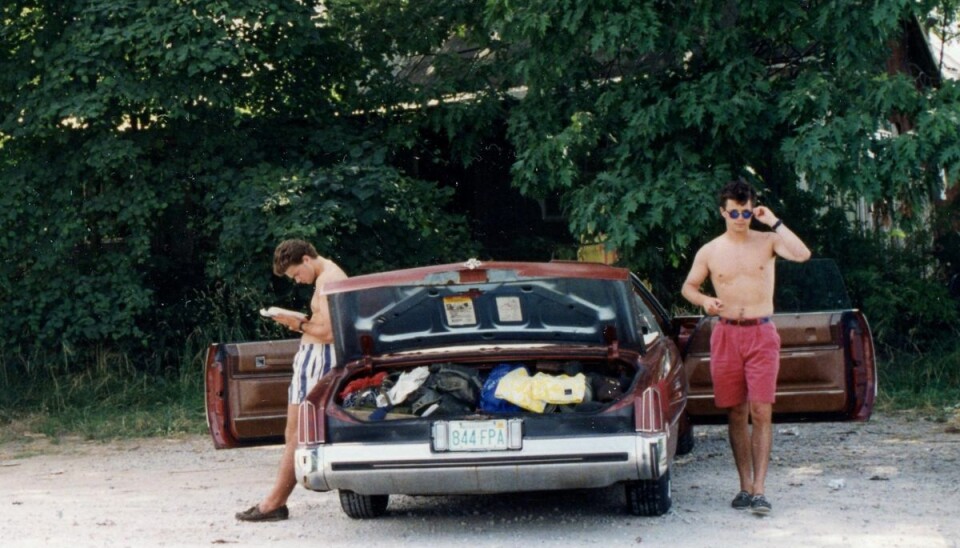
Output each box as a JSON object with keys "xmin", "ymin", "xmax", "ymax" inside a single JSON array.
[
  {"xmin": 845, "ymin": 312, "xmax": 877, "ymax": 421},
  {"xmin": 298, "ymin": 401, "xmax": 325, "ymax": 445},
  {"xmin": 635, "ymin": 386, "xmax": 665, "ymax": 433}
]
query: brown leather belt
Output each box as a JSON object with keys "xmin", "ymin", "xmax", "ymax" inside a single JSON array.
[{"xmin": 718, "ymin": 317, "xmax": 772, "ymax": 326}]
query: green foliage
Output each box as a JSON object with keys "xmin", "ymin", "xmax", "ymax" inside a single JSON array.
[
  {"xmin": 0, "ymin": 355, "xmax": 206, "ymax": 440},
  {"xmin": 475, "ymin": 0, "xmax": 960, "ymax": 359},
  {"xmin": 211, "ymin": 162, "xmax": 476, "ymax": 282},
  {"xmin": 207, "ymin": 162, "xmax": 478, "ymax": 331},
  {"xmin": 0, "ymin": 1, "xmax": 479, "ymax": 369},
  {"xmin": 3, "ymin": 0, "xmax": 960, "ymax": 429},
  {"xmin": 481, "ymin": 0, "xmax": 960, "ymax": 276},
  {"xmin": 878, "ymin": 338, "xmax": 960, "ymax": 411},
  {"xmin": 842, "ymin": 244, "xmax": 959, "ymax": 353}
]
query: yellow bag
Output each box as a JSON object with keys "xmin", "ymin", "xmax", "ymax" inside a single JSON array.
[
  {"xmin": 494, "ymin": 367, "xmax": 545, "ymax": 412},
  {"xmin": 530, "ymin": 372, "xmax": 586, "ymax": 404},
  {"xmin": 494, "ymin": 368, "xmax": 587, "ymax": 413}
]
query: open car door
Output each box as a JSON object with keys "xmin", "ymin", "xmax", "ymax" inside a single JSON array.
[
  {"xmin": 205, "ymin": 339, "xmax": 299, "ymax": 449},
  {"xmin": 672, "ymin": 259, "xmax": 876, "ymax": 424}
]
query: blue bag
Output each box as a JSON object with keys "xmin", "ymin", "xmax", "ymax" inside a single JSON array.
[{"xmin": 480, "ymin": 364, "xmax": 525, "ymax": 413}]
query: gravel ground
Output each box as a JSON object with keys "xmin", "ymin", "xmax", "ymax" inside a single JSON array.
[{"xmin": 2, "ymin": 411, "xmax": 959, "ymax": 548}]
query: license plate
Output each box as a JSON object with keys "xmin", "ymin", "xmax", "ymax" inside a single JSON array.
[{"xmin": 432, "ymin": 419, "xmax": 522, "ymax": 452}]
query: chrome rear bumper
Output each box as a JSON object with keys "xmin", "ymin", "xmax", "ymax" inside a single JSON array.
[{"xmin": 295, "ymin": 432, "xmax": 668, "ymax": 495}]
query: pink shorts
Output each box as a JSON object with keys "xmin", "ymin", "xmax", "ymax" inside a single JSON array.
[{"xmin": 709, "ymin": 320, "xmax": 781, "ymax": 408}]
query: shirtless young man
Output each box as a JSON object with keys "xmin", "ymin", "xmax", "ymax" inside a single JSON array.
[
  {"xmin": 236, "ymin": 239, "xmax": 348, "ymax": 522},
  {"xmin": 681, "ymin": 179, "xmax": 811, "ymax": 516}
]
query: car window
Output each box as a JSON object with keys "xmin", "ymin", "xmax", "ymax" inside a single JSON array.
[
  {"xmin": 774, "ymin": 258, "xmax": 853, "ymax": 312},
  {"xmin": 629, "ymin": 273, "xmax": 673, "ymax": 339},
  {"xmin": 633, "ymin": 292, "xmax": 663, "ymax": 344}
]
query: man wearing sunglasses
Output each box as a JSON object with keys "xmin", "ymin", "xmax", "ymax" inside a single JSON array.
[{"xmin": 681, "ymin": 178, "xmax": 811, "ymax": 516}]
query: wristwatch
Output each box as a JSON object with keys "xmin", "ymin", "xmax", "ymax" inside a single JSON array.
[{"xmin": 771, "ymin": 219, "xmax": 783, "ymax": 231}]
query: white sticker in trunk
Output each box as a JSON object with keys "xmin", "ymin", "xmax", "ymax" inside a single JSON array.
[{"xmin": 496, "ymin": 296, "xmax": 523, "ymax": 322}]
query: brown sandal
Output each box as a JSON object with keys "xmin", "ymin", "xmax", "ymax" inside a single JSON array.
[{"xmin": 235, "ymin": 504, "xmax": 289, "ymax": 522}]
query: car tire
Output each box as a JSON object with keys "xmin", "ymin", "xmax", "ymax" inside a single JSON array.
[
  {"xmin": 625, "ymin": 469, "xmax": 672, "ymax": 516},
  {"xmin": 338, "ymin": 490, "xmax": 389, "ymax": 519},
  {"xmin": 676, "ymin": 422, "xmax": 695, "ymax": 456}
]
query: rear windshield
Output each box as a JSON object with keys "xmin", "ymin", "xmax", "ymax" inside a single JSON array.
[{"xmin": 775, "ymin": 258, "xmax": 852, "ymax": 312}]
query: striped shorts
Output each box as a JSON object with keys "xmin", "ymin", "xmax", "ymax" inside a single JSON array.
[{"xmin": 289, "ymin": 343, "xmax": 337, "ymax": 404}]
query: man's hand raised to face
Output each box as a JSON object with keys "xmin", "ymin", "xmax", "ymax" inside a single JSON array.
[{"xmin": 751, "ymin": 206, "xmax": 780, "ymax": 228}]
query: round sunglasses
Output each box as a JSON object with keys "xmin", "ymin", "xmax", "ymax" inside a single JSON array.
[{"xmin": 725, "ymin": 209, "xmax": 752, "ymax": 220}]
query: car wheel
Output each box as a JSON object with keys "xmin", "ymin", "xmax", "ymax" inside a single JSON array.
[
  {"xmin": 625, "ymin": 469, "xmax": 672, "ymax": 516},
  {"xmin": 676, "ymin": 422, "xmax": 695, "ymax": 456},
  {"xmin": 338, "ymin": 490, "xmax": 389, "ymax": 519}
]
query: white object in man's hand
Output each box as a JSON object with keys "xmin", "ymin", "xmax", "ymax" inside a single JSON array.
[{"xmin": 259, "ymin": 306, "xmax": 307, "ymax": 320}]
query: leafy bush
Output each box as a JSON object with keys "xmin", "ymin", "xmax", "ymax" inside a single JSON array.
[
  {"xmin": 203, "ymin": 162, "xmax": 479, "ymax": 331},
  {"xmin": 809, "ymin": 207, "xmax": 960, "ymax": 354},
  {"xmin": 210, "ymin": 162, "xmax": 477, "ymax": 286}
]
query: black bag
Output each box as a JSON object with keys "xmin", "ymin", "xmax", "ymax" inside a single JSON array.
[
  {"xmin": 588, "ymin": 373, "xmax": 626, "ymax": 402},
  {"xmin": 408, "ymin": 363, "xmax": 482, "ymax": 417}
]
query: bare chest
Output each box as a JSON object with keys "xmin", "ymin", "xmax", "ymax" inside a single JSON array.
[
  {"xmin": 711, "ymin": 255, "xmax": 773, "ymax": 283},
  {"xmin": 707, "ymin": 240, "xmax": 776, "ymax": 290}
]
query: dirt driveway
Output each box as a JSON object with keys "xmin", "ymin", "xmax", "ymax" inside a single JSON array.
[{"xmin": 2, "ymin": 411, "xmax": 959, "ymax": 547}]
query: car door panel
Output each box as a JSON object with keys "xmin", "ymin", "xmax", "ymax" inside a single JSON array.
[
  {"xmin": 673, "ymin": 310, "xmax": 875, "ymax": 423},
  {"xmin": 205, "ymin": 339, "xmax": 298, "ymax": 449}
]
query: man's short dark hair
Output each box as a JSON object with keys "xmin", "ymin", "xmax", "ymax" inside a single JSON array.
[
  {"xmin": 718, "ymin": 178, "xmax": 757, "ymax": 208},
  {"xmin": 273, "ymin": 239, "xmax": 318, "ymax": 276}
]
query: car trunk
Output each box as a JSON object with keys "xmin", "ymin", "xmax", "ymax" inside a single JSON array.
[
  {"xmin": 330, "ymin": 352, "xmax": 644, "ymax": 425},
  {"xmin": 311, "ymin": 348, "xmax": 670, "ymax": 483}
]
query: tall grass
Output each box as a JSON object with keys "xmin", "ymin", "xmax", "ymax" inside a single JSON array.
[
  {"xmin": 875, "ymin": 338, "xmax": 960, "ymax": 416},
  {"xmin": 0, "ymin": 313, "xmax": 262, "ymax": 443},
  {"xmin": 0, "ymin": 340, "xmax": 206, "ymax": 442},
  {"xmin": 0, "ymin": 284, "xmax": 267, "ymax": 442}
]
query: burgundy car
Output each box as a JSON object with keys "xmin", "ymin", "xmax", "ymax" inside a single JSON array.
[{"xmin": 206, "ymin": 259, "xmax": 875, "ymax": 519}]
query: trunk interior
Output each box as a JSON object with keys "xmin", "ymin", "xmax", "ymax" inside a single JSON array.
[{"xmin": 334, "ymin": 356, "xmax": 644, "ymax": 422}]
